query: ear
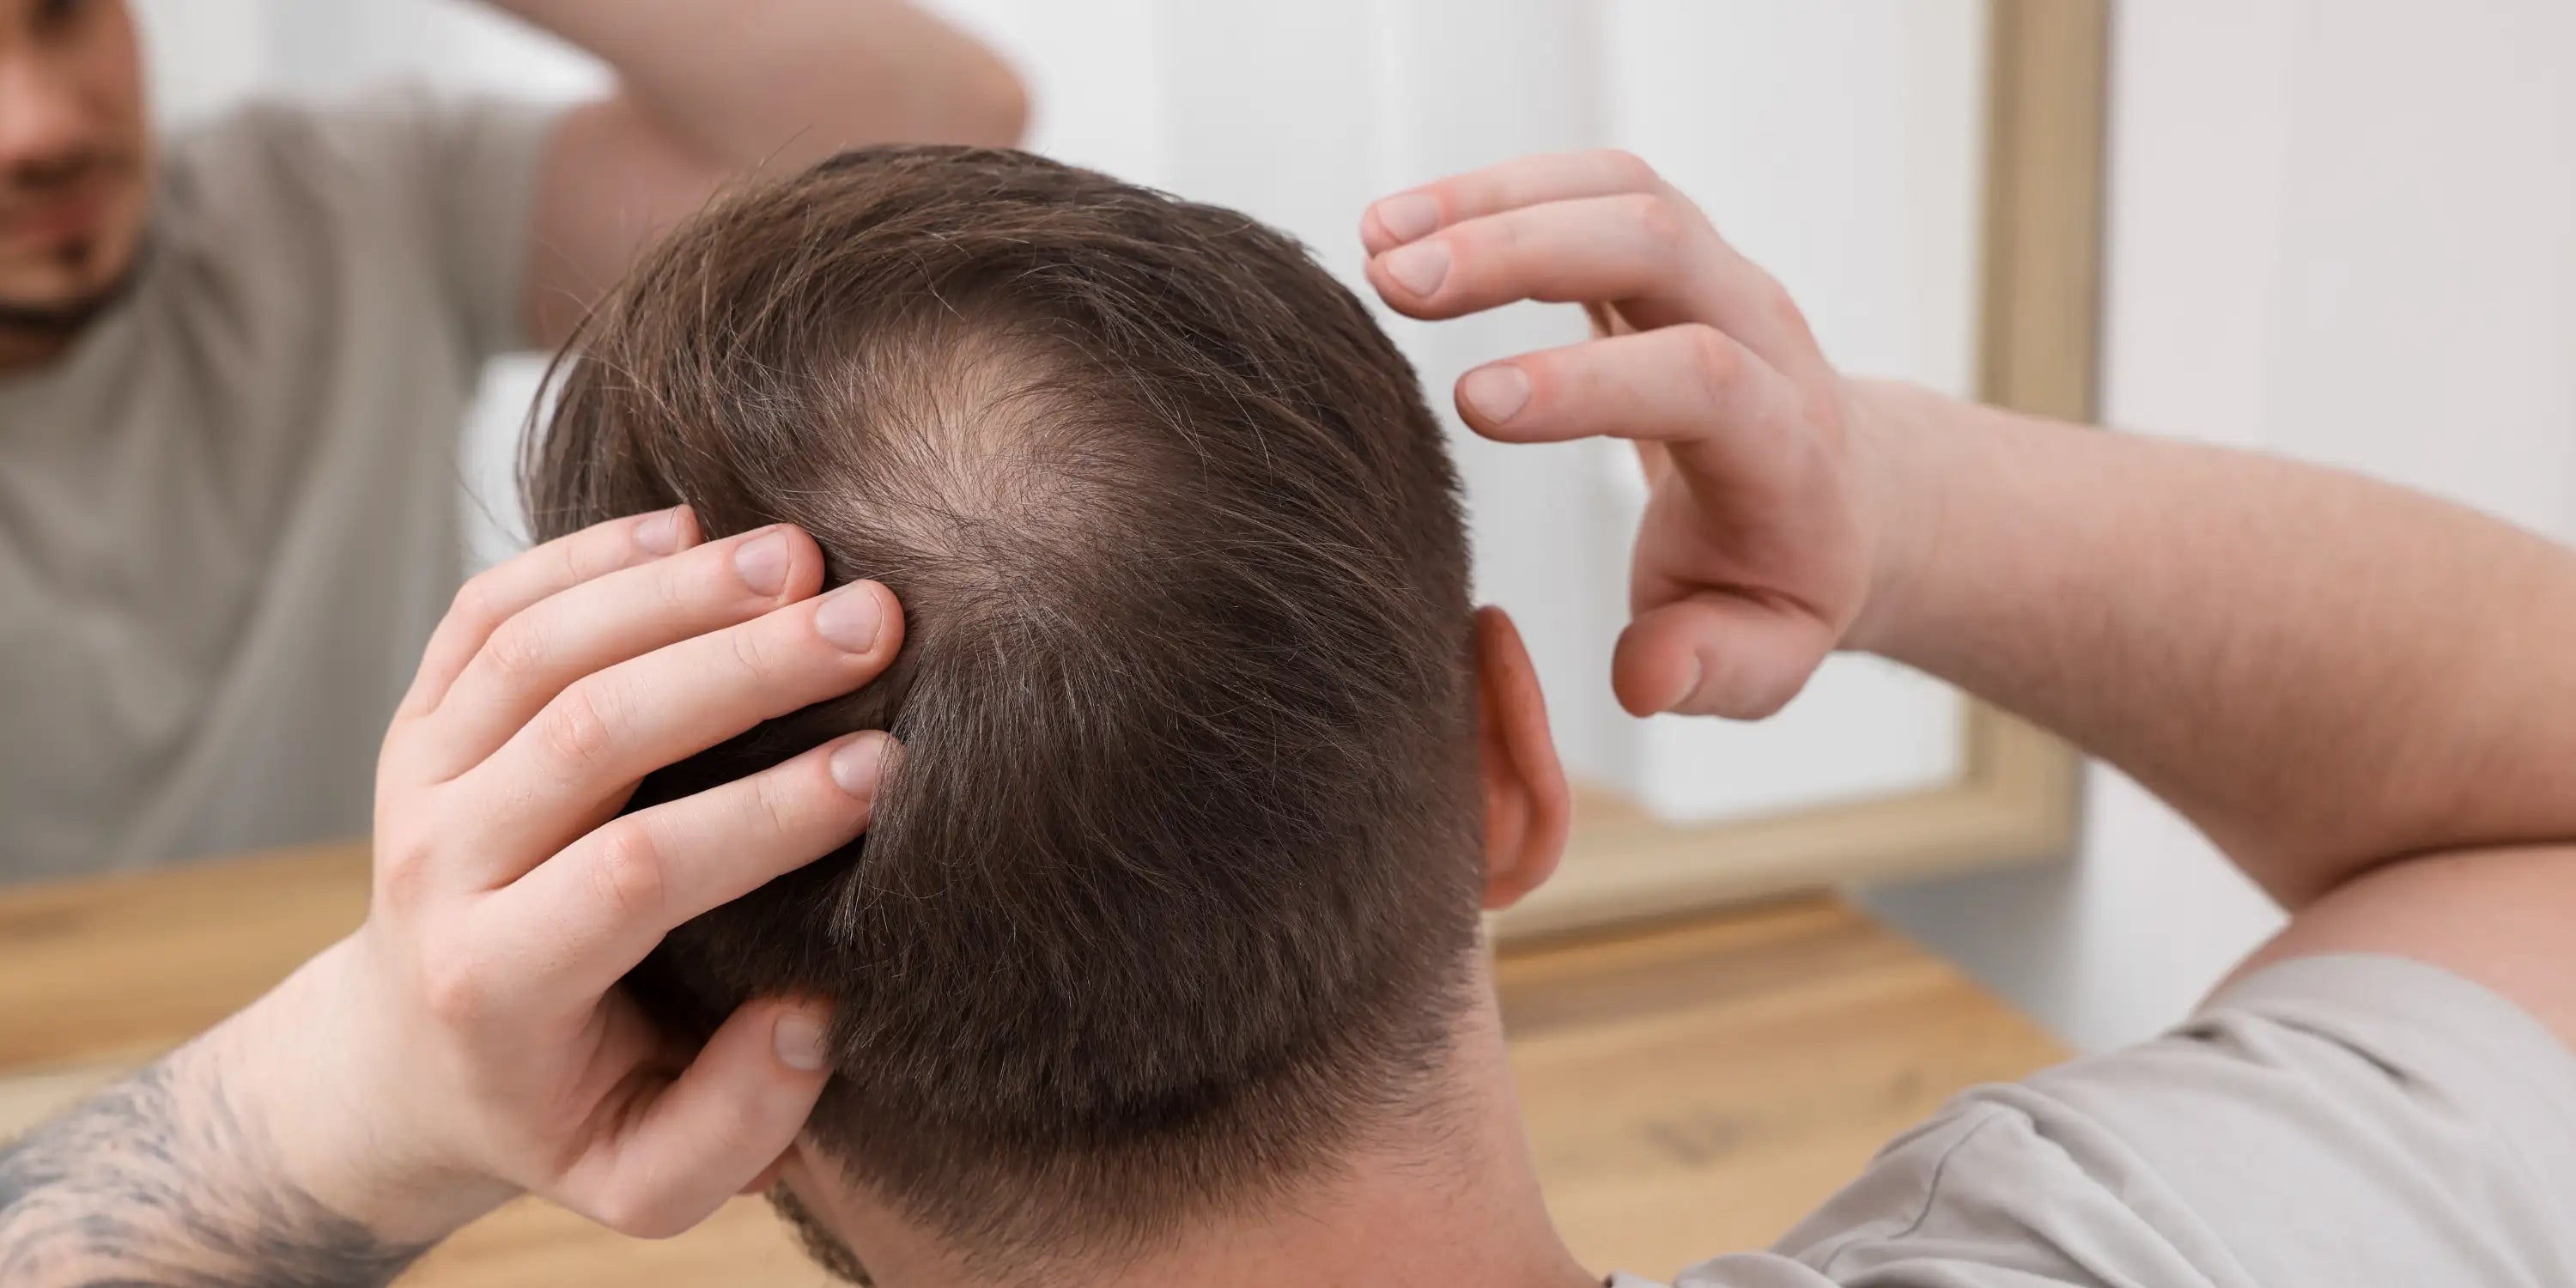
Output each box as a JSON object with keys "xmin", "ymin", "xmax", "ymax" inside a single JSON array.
[
  {"xmin": 1473, "ymin": 605, "xmax": 1571, "ymax": 910},
  {"xmin": 767, "ymin": 1139, "xmax": 827, "ymax": 1196}
]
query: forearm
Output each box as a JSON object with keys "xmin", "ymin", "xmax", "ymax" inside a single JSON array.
[
  {"xmin": 0, "ymin": 1058, "xmax": 422, "ymax": 1288},
  {"xmin": 1850, "ymin": 381, "xmax": 2576, "ymax": 905},
  {"xmin": 0, "ymin": 946, "xmax": 495, "ymax": 1287},
  {"xmin": 499, "ymin": 0, "xmax": 1027, "ymax": 161}
]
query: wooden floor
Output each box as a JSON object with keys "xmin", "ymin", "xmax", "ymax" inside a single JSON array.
[{"xmin": 0, "ymin": 845, "xmax": 2067, "ymax": 1285}]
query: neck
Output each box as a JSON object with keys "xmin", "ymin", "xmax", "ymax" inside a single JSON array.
[
  {"xmin": 1133, "ymin": 1004, "xmax": 1590, "ymax": 1288},
  {"xmin": 818, "ymin": 989, "xmax": 1598, "ymax": 1288}
]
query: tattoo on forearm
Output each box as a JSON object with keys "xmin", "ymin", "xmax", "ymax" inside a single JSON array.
[{"xmin": 0, "ymin": 1051, "xmax": 429, "ymax": 1288}]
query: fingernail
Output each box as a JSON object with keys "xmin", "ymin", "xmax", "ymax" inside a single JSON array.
[
  {"xmin": 636, "ymin": 506, "xmax": 690, "ymax": 556},
  {"xmin": 733, "ymin": 529, "xmax": 791, "ymax": 597},
  {"xmin": 775, "ymin": 1012, "xmax": 829, "ymax": 1073},
  {"xmin": 1382, "ymin": 240, "xmax": 1450, "ymax": 296},
  {"xmin": 1372, "ymin": 192, "xmax": 1440, "ymax": 243},
  {"xmin": 829, "ymin": 732, "xmax": 887, "ymax": 798},
  {"xmin": 1459, "ymin": 365, "xmax": 1532, "ymax": 423},
  {"xmin": 1668, "ymin": 658, "xmax": 1704, "ymax": 713},
  {"xmin": 814, "ymin": 582, "xmax": 884, "ymax": 653}
]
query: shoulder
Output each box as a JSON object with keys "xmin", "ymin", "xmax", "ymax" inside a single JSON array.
[
  {"xmin": 161, "ymin": 88, "xmax": 554, "ymax": 228},
  {"xmin": 1693, "ymin": 954, "xmax": 2576, "ymax": 1288},
  {"xmin": 148, "ymin": 89, "xmax": 565, "ymax": 364}
]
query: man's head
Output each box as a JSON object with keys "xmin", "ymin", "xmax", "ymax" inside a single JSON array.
[
  {"xmin": 525, "ymin": 145, "xmax": 1571, "ymax": 1285},
  {"xmin": 0, "ymin": 0, "xmax": 149, "ymax": 354}
]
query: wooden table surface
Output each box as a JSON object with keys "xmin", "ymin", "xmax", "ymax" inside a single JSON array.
[{"xmin": 0, "ymin": 844, "xmax": 2068, "ymax": 1285}]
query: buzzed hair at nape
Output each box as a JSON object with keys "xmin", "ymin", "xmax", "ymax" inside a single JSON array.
[{"xmin": 522, "ymin": 145, "xmax": 1486, "ymax": 1277}]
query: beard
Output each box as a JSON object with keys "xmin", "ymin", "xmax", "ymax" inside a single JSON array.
[
  {"xmin": 0, "ymin": 236, "xmax": 144, "ymax": 340},
  {"xmin": 769, "ymin": 1183, "xmax": 880, "ymax": 1285},
  {"xmin": 0, "ymin": 144, "xmax": 148, "ymax": 342}
]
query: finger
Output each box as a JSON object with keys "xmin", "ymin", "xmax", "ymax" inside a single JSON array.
[
  {"xmin": 1633, "ymin": 440, "xmax": 1675, "ymax": 487},
  {"xmin": 738, "ymin": 1157, "xmax": 791, "ymax": 1197},
  {"xmin": 404, "ymin": 507, "xmax": 699, "ymax": 718},
  {"xmin": 1368, "ymin": 192, "xmax": 1698, "ymax": 322},
  {"xmin": 416, "ymin": 526, "xmax": 827, "ymax": 782},
  {"xmin": 1613, "ymin": 596, "xmax": 1834, "ymax": 720},
  {"xmin": 558, "ymin": 999, "xmax": 834, "ymax": 1240},
  {"xmin": 1367, "ymin": 194, "xmax": 1831, "ymax": 392},
  {"xmin": 1451, "ymin": 325, "xmax": 1813, "ymax": 489},
  {"xmin": 460, "ymin": 579, "xmax": 906, "ymax": 860},
  {"xmin": 1360, "ymin": 148, "xmax": 1666, "ymax": 257},
  {"xmin": 478, "ymin": 732, "xmax": 893, "ymax": 993}
]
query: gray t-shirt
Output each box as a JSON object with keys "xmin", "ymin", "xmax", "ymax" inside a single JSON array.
[
  {"xmin": 0, "ymin": 91, "xmax": 556, "ymax": 882},
  {"xmin": 1617, "ymin": 954, "xmax": 2576, "ymax": 1287}
]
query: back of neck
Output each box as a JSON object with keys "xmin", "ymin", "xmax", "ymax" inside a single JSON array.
[{"xmin": 849, "ymin": 995, "xmax": 1600, "ymax": 1288}]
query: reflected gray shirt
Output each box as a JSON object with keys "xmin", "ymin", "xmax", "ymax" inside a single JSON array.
[
  {"xmin": 0, "ymin": 92, "xmax": 556, "ymax": 881},
  {"xmin": 1617, "ymin": 954, "xmax": 2576, "ymax": 1287}
]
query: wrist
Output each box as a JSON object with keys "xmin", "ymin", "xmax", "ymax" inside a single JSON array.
[
  {"xmin": 1838, "ymin": 378, "xmax": 1962, "ymax": 659},
  {"xmin": 216, "ymin": 938, "xmax": 516, "ymax": 1246}
]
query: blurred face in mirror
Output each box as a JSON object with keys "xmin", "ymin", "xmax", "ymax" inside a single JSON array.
[{"xmin": 0, "ymin": 0, "xmax": 148, "ymax": 351}]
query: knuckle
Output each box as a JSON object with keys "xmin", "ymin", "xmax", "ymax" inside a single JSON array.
[
  {"xmin": 1680, "ymin": 324, "xmax": 1742, "ymax": 395},
  {"xmin": 1597, "ymin": 148, "xmax": 1661, "ymax": 189},
  {"xmin": 548, "ymin": 538, "xmax": 594, "ymax": 590},
  {"xmin": 1766, "ymin": 281, "xmax": 1820, "ymax": 350},
  {"xmin": 747, "ymin": 762, "xmax": 811, "ymax": 840},
  {"xmin": 1627, "ymin": 191, "xmax": 1692, "ymax": 255},
  {"xmin": 376, "ymin": 833, "xmax": 438, "ymax": 906},
  {"xmin": 727, "ymin": 620, "xmax": 788, "ymax": 683},
  {"xmin": 419, "ymin": 939, "xmax": 492, "ymax": 1026},
  {"xmin": 446, "ymin": 572, "xmax": 505, "ymax": 636},
  {"xmin": 1470, "ymin": 216, "xmax": 1523, "ymax": 273},
  {"xmin": 654, "ymin": 558, "xmax": 703, "ymax": 616},
  {"xmin": 539, "ymin": 683, "xmax": 620, "ymax": 772},
  {"xmin": 587, "ymin": 821, "xmax": 670, "ymax": 927},
  {"xmin": 480, "ymin": 617, "xmax": 551, "ymax": 682}
]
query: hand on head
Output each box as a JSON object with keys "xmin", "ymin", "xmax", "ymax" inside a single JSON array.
[
  {"xmin": 1361, "ymin": 149, "xmax": 1888, "ymax": 720},
  {"xmin": 285, "ymin": 507, "xmax": 903, "ymax": 1242}
]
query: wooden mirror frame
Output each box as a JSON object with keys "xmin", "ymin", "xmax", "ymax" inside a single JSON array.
[{"xmin": 1499, "ymin": 0, "xmax": 2109, "ymax": 940}]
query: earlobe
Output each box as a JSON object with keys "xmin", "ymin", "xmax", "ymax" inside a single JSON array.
[{"xmin": 1473, "ymin": 606, "xmax": 1571, "ymax": 910}]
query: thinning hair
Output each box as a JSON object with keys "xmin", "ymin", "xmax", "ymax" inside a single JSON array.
[{"xmin": 523, "ymin": 145, "xmax": 1485, "ymax": 1279}]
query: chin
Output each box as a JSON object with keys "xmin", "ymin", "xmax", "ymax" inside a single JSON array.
[
  {"xmin": 0, "ymin": 227, "xmax": 148, "ymax": 331},
  {"xmin": 0, "ymin": 183, "xmax": 149, "ymax": 313}
]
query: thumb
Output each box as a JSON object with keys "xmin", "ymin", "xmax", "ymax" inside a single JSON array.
[
  {"xmin": 1613, "ymin": 595, "xmax": 1833, "ymax": 720},
  {"xmin": 559, "ymin": 999, "xmax": 834, "ymax": 1239}
]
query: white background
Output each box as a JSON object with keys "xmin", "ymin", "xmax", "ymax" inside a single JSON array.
[
  {"xmin": 129, "ymin": 0, "xmax": 1991, "ymax": 829},
  {"xmin": 1865, "ymin": 0, "xmax": 2576, "ymax": 1050}
]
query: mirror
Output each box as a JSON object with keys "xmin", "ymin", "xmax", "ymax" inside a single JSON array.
[
  {"xmin": 144, "ymin": 0, "xmax": 2104, "ymax": 937},
  {"xmin": 919, "ymin": 0, "xmax": 2107, "ymax": 938},
  {"xmin": 922, "ymin": 0, "xmax": 2109, "ymax": 936}
]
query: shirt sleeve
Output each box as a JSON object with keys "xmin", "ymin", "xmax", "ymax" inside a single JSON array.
[
  {"xmin": 263, "ymin": 88, "xmax": 564, "ymax": 361},
  {"xmin": 1668, "ymin": 954, "xmax": 2576, "ymax": 1288},
  {"xmin": 422, "ymin": 92, "xmax": 562, "ymax": 360}
]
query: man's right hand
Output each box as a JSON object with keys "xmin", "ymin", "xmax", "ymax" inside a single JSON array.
[
  {"xmin": 324, "ymin": 507, "xmax": 906, "ymax": 1240},
  {"xmin": 265, "ymin": 507, "xmax": 906, "ymax": 1245},
  {"xmin": 3, "ymin": 508, "xmax": 908, "ymax": 1286},
  {"xmin": 1359, "ymin": 149, "xmax": 1903, "ymax": 720}
]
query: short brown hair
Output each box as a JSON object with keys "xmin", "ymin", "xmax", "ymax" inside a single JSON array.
[{"xmin": 524, "ymin": 146, "xmax": 1483, "ymax": 1273}]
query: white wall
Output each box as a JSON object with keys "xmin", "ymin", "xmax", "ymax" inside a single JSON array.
[{"xmin": 1862, "ymin": 0, "xmax": 2576, "ymax": 1053}]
